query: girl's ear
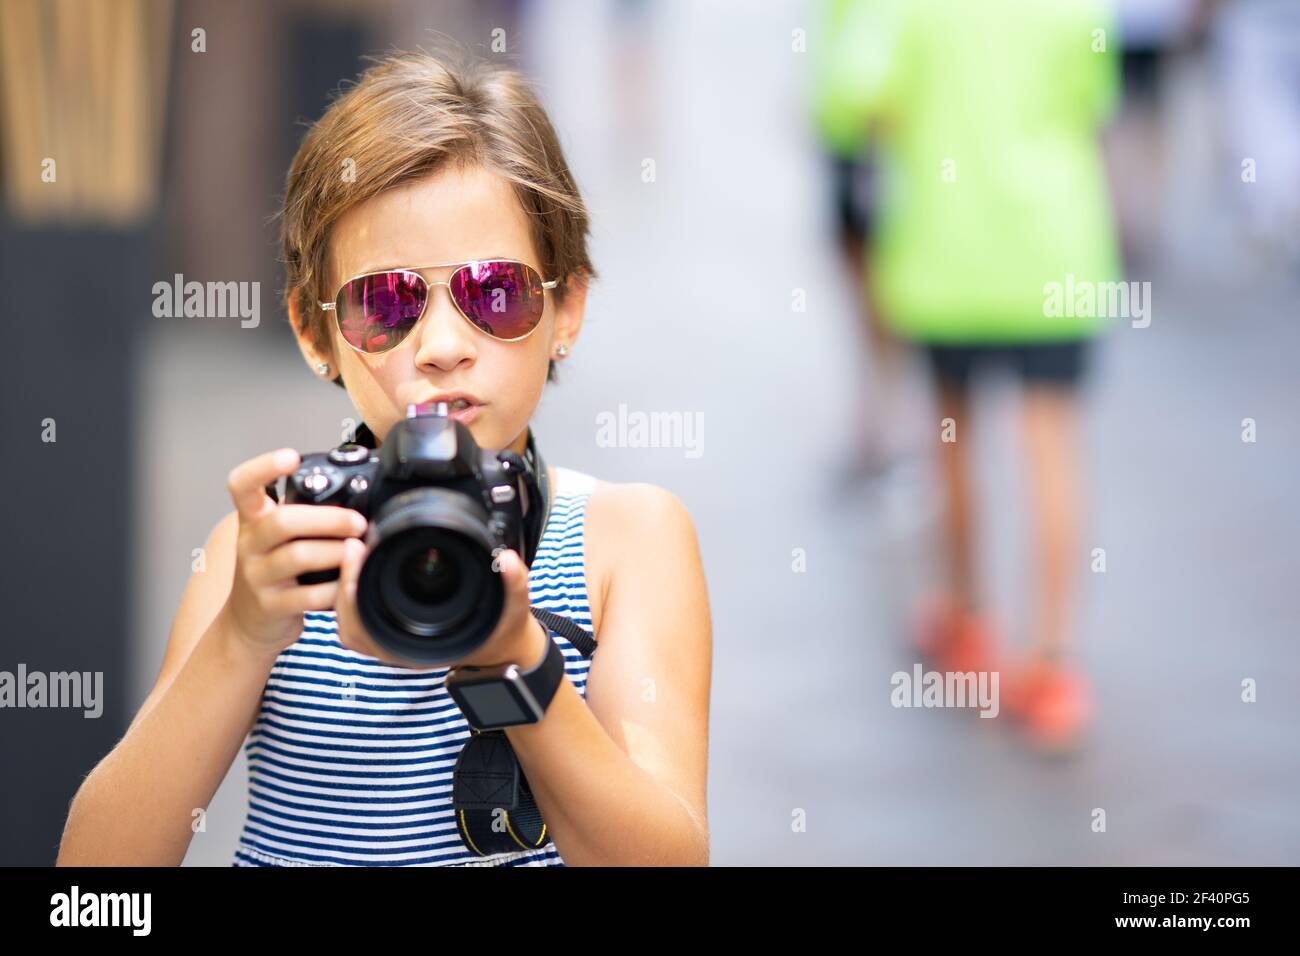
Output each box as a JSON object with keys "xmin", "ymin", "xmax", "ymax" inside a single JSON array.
[
  {"xmin": 288, "ymin": 290, "xmax": 338, "ymax": 379},
  {"xmin": 552, "ymin": 272, "xmax": 589, "ymax": 350}
]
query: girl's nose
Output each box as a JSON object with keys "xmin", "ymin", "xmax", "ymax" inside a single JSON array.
[{"xmin": 413, "ymin": 282, "xmax": 477, "ymax": 372}]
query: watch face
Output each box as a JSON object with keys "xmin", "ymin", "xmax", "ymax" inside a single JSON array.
[
  {"xmin": 449, "ymin": 668, "xmax": 546, "ymax": 729},
  {"xmin": 461, "ymin": 681, "xmax": 530, "ymax": 727}
]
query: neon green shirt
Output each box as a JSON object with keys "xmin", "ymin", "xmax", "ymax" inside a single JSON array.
[{"xmin": 813, "ymin": 0, "xmax": 1123, "ymax": 343}]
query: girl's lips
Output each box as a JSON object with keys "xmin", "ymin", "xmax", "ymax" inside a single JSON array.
[{"xmin": 448, "ymin": 402, "xmax": 482, "ymax": 425}]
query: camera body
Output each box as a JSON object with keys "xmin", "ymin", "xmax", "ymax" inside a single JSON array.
[{"xmin": 280, "ymin": 401, "xmax": 539, "ymax": 665}]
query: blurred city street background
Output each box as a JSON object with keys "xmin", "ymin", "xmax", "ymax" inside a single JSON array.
[{"xmin": 2, "ymin": 0, "xmax": 1297, "ymax": 864}]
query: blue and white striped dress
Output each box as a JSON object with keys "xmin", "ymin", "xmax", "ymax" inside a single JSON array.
[{"xmin": 232, "ymin": 466, "xmax": 597, "ymax": 867}]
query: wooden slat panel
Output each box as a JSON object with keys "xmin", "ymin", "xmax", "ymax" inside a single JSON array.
[{"xmin": 0, "ymin": 0, "xmax": 174, "ymax": 225}]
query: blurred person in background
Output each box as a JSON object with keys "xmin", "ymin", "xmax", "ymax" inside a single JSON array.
[
  {"xmin": 1104, "ymin": 0, "xmax": 1223, "ymax": 272},
  {"xmin": 814, "ymin": 0, "xmax": 916, "ymax": 486},
  {"xmin": 815, "ymin": 0, "xmax": 1124, "ymax": 752},
  {"xmin": 1212, "ymin": 0, "xmax": 1300, "ymax": 273}
]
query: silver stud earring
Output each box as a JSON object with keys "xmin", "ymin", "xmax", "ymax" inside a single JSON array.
[
  {"xmin": 554, "ymin": 343, "xmax": 569, "ymax": 358},
  {"xmin": 316, "ymin": 362, "xmax": 331, "ymax": 377}
]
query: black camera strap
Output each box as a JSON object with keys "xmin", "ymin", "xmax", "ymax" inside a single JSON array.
[
  {"xmin": 451, "ymin": 728, "xmax": 549, "ymax": 855},
  {"xmin": 513, "ymin": 427, "xmax": 598, "ymax": 655},
  {"xmin": 465, "ymin": 425, "xmax": 599, "ymax": 857}
]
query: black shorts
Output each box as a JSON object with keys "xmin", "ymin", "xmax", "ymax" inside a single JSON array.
[
  {"xmin": 829, "ymin": 153, "xmax": 877, "ymax": 246},
  {"xmin": 923, "ymin": 340, "xmax": 1090, "ymax": 389}
]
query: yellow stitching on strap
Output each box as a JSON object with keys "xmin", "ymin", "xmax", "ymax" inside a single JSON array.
[{"xmin": 458, "ymin": 809, "xmax": 486, "ymax": 856}]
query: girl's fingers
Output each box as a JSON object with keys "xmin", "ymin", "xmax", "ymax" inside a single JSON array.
[
  {"xmin": 335, "ymin": 538, "xmax": 371, "ymax": 654},
  {"xmin": 496, "ymin": 548, "xmax": 534, "ymax": 630},
  {"xmin": 265, "ymin": 579, "xmax": 340, "ymax": 616},
  {"xmin": 246, "ymin": 504, "xmax": 366, "ymax": 556},
  {"xmin": 254, "ymin": 538, "xmax": 350, "ymax": 588},
  {"xmin": 339, "ymin": 537, "xmax": 365, "ymax": 600},
  {"xmin": 227, "ymin": 449, "xmax": 299, "ymax": 523},
  {"xmin": 452, "ymin": 549, "xmax": 538, "ymax": 669},
  {"xmin": 500, "ymin": 548, "xmax": 530, "ymax": 600}
]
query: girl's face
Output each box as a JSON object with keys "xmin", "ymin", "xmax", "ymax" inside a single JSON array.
[{"xmin": 298, "ymin": 163, "xmax": 585, "ymax": 455}]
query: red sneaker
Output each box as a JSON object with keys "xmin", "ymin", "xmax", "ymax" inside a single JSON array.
[
  {"xmin": 910, "ymin": 595, "xmax": 1005, "ymax": 678},
  {"xmin": 1004, "ymin": 656, "xmax": 1093, "ymax": 752},
  {"xmin": 910, "ymin": 593, "xmax": 957, "ymax": 660}
]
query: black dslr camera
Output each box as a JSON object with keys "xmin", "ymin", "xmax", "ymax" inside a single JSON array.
[{"xmin": 276, "ymin": 401, "xmax": 547, "ymax": 665}]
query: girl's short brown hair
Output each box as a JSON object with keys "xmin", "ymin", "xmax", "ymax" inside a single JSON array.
[{"xmin": 279, "ymin": 47, "xmax": 595, "ymax": 388}]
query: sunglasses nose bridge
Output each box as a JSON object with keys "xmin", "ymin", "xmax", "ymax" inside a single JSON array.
[
  {"xmin": 410, "ymin": 277, "xmax": 480, "ymax": 360},
  {"xmin": 420, "ymin": 278, "xmax": 473, "ymax": 327}
]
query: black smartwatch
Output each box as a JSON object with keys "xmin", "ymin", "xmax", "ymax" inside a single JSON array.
[{"xmin": 446, "ymin": 633, "xmax": 566, "ymax": 730}]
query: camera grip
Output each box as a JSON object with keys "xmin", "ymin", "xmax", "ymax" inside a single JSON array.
[{"xmin": 298, "ymin": 567, "xmax": 341, "ymax": 587}]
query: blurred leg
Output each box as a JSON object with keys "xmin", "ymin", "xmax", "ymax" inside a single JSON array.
[
  {"xmin": 1020, "ymin": 384, "xmax": 1082, "ymax": 660},
  {"xmin": 912, "ymin": 347, "xmax": 1009, "ymax": 679},
  {"xmin": 935, "ymin": 376, "xmax": 979, "ymax": 614},
  {"xmin": 832, "ymin": 153, "xmax": 913, "ymax": 478}
]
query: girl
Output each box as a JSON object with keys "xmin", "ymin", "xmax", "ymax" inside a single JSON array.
[{"xmin": 57, "ymin": 50, "xmax": 712, "ymax": 867}]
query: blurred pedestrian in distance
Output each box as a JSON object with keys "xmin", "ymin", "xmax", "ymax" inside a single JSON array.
[
  {"xmin": 812, "ymin": 0, "xmax": 915, "ymax": 483},
  {"xmin": 814, "ymin": 0, "xmax": 1125, "ymax": 752},
  {"xmin": 1212, "ymin": 0, "xmax": 1300, "ymax": 272}
]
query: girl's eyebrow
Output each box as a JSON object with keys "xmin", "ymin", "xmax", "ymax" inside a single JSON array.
[{"xmin": 346, "ymin": 256, "xmax": 521, "ymax": 277}]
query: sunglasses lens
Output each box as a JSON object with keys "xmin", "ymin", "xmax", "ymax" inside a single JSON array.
[
  {"xmin": 449, "ymin": 260, "xmax": 546, "ymax": 339},
  {"xmin": 337, "ymin": 271, "xmax": 427, "ymax": 353}
]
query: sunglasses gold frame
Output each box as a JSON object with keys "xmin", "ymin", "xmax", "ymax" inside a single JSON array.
[{"xmin": 320, "ymin": 258, "xmax": 559, "ymax": 353}]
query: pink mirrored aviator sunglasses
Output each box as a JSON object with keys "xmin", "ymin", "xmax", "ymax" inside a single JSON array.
[{"xmin": 320, "ymin": 258, "xmax": 558, "ymax": 355}]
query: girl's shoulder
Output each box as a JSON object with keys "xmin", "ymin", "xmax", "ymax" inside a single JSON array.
[
  {"xmin": 549, "ymin": 465, "xmax": 694, "ymax": 532},
  {"xmin": 549, "ymin": 464, "xmax": 599, "ymax": 499},
  {"xmin": 549, "ymin": 466, "xmax": 701, "ymax": 637}
]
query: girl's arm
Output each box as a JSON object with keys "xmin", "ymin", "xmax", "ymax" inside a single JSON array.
[
  {"xmin": 56, "ymin": 511, "xmax": 272, "ymax": 866},
  {"xmin": 506, "ymin": 483, "xmax": 712, "ymax": 866},
  {"xmin": 59, "ymin": 448, "xmax": 362, "ymax": 865}
]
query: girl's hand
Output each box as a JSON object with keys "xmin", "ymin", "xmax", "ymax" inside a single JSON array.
[
  {"xmin": 335, "ymin": 541, "xmax": 548, "ymax": 671},
  {"xmin": 222, "ymin": 448, "xmax": 368, "ymax": 654}
]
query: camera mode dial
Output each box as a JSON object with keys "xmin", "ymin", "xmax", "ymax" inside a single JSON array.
[{"xmin": 328, "ymin": 443, "xmax": 371, "ymax": 465}]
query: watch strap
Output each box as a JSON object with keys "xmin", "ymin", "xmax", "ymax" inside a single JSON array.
[{"xmin": 519, "ymin": 623, "xmax": 566, "ymax": 718}]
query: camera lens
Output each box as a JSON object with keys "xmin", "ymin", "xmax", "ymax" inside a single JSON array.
[
  {"xmin": 399, "ymin": 545, "xmax": 460, "ymax": 606},
  {"xmin": 380, "ymin": 529, "xmax": 484, "ymax": 632},
  {"xmin": 356, "ymin": 487, "xmax": 505, "ymax": 665}
]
